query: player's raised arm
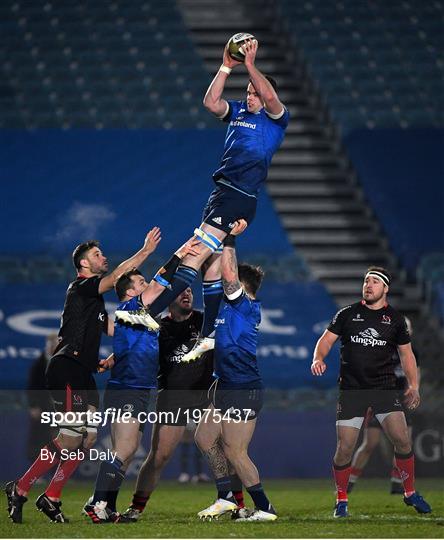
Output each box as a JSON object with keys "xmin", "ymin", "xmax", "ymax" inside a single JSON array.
[
  {"xmin": 311, "ymin": 330, "xmax": 339, "ymax": 376},
  {"xmin": 140, "ymin": 238, "xmax": 200, "ymax": 306},
  {"xmin": 203, "ymin": 41, "xmax": 241, "ymax": 118},
  {"xmin": 221, "ymin": 220, "xmax": 247, "ymax": 297},
  {"xmin": 98, "ymin": 227, "xmax": 161, "ymax": 295},
  {"xmin": 243, "ymin": 39, "xmax": 285, "ymax": 117}
]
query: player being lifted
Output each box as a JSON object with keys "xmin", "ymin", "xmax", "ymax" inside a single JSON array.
[
  {"xmin": 133, "ymin": 37, "xmax": 289, "ymax": 361},
  {"xmin": 311, "ymin": 267, "xmax": 432, "ymax": 518},
  {"xmin": 197, "ymin": 220, "xmax": 277, "ymax": 522}
]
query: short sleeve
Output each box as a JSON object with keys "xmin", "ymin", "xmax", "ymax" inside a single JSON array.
[
  {"xmin": 77, "ymin": 276, "xmax": 102, "ymax": 297},
  {"xmin": 395, "ymin": 317, "xmax": 411, "ymax": 346},
  {"xmin": 265, "ymin": 107, "xmax": 290, "ymax": 129},
  {"xmin": 327, "ymin": 305, "xmax": 352, "ymax": 336},
  {"xmin": 222, "ymin": 100, "xmax": 241, "ymax": 123}
]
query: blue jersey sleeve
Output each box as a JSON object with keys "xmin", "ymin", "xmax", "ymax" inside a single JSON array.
[
  {"xmin": 265, "ymin": 107, "xmax": 290, "ymax": 129},
  {"xmin": 222, "ymin": 100, "xmax": 242, "ymax": 123},
  {"xmin": 225, "ymin": 291, "xmax": 255, "ymax": 317}
]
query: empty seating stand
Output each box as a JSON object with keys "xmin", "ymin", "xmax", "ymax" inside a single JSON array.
[
  {"xmin": 0, "ymin": 0, "xmax": 212, "ymax": 129},
  {"xmin": 278, "ymin": 0, "xmax": 444, "ymax": 133}
]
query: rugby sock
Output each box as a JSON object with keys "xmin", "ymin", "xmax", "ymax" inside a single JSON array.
[
  {"xmin": 246, "ymin": 483, "xmax": 270, "ymax": 512},
  {"xmin": 92, "ymin": 457, "xmax": 125, "ymax": 505},
  {"xmin": 45, "ymin": 454, "xmax": 83, "ymax": 499},
  {"xmin": 348, "ymin": 466, "xmax": 363, "ymax": 485},
  {"xmin": 131, "ymin": 493, "xmax": 150, "ymax": 512},
  {"xmin": 394, "ymin": 450, "xmax": 415, "ymax": 496},
  {"xmin": 201, "ymin": 279, "xmax": 224, "ymax": 337},
  {"xmin": 17, "ymin": 439, "xmax": 62, "ymax": 495},
  {"xmin": 150, "ymin": 266, "xmax": 198, "ymax": 317},
  {"xmin": 215, "ymin": 475, "xmax": 232, "ymax": 500},
  {"xmin": 333, "ymin": 461, "xmax": 351, "ymax": 502},
  {"xmin": 230, "ymin": 474, "xmax": 245, "ymax": 508}
]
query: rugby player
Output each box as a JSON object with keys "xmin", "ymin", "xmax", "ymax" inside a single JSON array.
[
  {"xmin": 122, "ymin": 287, "xmax": 244, "ymax": 520},
  {"xmin": 347, "ymin": 318, "xmax": 420, "ymax": 494},
  {"xmin": 5, "ymin": 228, "xmax": 162, "ymax": 523},
  {"xmin": 311, "ymin": 267, "xmax": 432, "ymax": 517},
  {"xmin": 197, "ymin": 220, "xmax": 277, "ymax": 522},
  {"xmin": 141, "ymin": 37, "xmax": 289, "ymax": 362},
  {"xmin": 84, "ymin": 240, "xmax": 199, "ymax": 523}
]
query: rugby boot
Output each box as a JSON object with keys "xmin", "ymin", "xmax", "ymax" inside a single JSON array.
[
  {"xmin": 115, "ymin": 309, "xmax": 159, "ymax": 331},
  {"xmin": 121, "ymin": 506, "xmax": 141, "ymax": 522},
  {"xmin": 333, "ymin": 500, "xmax": 349, "ymax": 518},
  {"xmin": 84, "ymin": 500, "xmax": 134, "ymax": 523},
  {"xmin": 403, "ymin": 492, "xmax": 432, "ymax": 514},
  {"xmin": 5, "ymin": 481, "xmax": 27, "ymax": 524},
  {"xmin": 35, "ymin": 493, "xmax": 69, "ymax": 523},
  {"xmin": 235, "ymin": 504, "xmax": 278, "ymax": 522},
  {"xmin": 182, "ymin": 337, "xmax": 215, "ymax": 362},
  {"xmin": 197, "ymin": 497, "xmax": 238, "ymax": 520}
]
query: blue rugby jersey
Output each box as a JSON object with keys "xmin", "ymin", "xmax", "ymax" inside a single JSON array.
[
  {"xmin": 214, "ymin": 290, "xmax": 264, "ymax": 389},
  {"xmin": 109, "ymin": 296, "xmax": 159, "ymax": 389},
  {"xmin": 213, "ymin": 100, "xmax": 289, "ymax": 196}
]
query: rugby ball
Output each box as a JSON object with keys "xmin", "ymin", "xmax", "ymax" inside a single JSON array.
[{"xmin": 228, "ymin": 33, "xmax": 258, "ymax": 62}]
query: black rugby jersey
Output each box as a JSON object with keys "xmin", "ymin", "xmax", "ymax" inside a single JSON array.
[
  {"xmin": 53, "ymin": 276, "xmax": 108, "ymax": 372},
  {"xmin": 158, "ymin": 310, "xmax": 214, "ymax": 391},
  {"xmin": 328, "ymin": 301, "xmax": 410, "ymax": 390}
]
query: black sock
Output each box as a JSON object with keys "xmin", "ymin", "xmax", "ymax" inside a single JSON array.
[
  {"xmin": 201, "ymin": 279, "xmax": 223, "ymax": 336},
  {"xmin": 215, "ymin": 475, "xmax": 232, "ymax": 500},
  {"xmin": 230, "ymin": 473, "xmax": 244, "ymax": 507},
  {"xmin": 150, "ymin": 266, "xmax": 198, "ymax": 316},
  {"xmin": 92, "ymin": 458, "xmax": 124, "ymax": 508},
  {"xmin": 247, "ymin": 483, "xmax": 270, "ymax": 512}
]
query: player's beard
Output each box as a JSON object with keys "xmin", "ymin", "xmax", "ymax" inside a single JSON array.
[{"xmin": 363, "ymin": 290, "xmax": 384, "ymax": 305}]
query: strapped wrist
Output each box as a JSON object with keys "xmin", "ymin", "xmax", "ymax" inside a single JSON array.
[
  {"xmin": 219, "ymin": 64, "xmax": 232, "ymax": 75},
  {"xmin": 223, "ymin": 235, "xmax": 236, "ymax": 247}
]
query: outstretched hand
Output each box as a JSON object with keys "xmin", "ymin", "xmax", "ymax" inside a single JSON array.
[{"xmin": 144, "ymin": 227, "xmax": 162, "ymax": 254}]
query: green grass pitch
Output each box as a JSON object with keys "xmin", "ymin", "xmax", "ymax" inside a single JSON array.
[{"xmin": 1, "ymin": 479, "xmax": 443, "ymax": 538}]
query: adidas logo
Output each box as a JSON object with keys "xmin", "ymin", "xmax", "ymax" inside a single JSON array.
[{"xmin": 212, "ymin": 216, "xmax": 222, "ymax": 225}]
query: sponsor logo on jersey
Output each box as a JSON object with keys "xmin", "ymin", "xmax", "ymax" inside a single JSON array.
[
  {"xmin": 215, "ymin": 318, "xmax": 225, "ymax": 326},
  {"xmin": 381, "ymin": 315, "xmax": 391, "ymax": 324},
  {"xmin": 350, "ymin": 328, "xmax": 387, "ymax": 347},
  {"xmin": 73, "ymin": 393, "xmax": 83, "ymax": 404},
  {"xmin": 212, "ymin": 216, "xmax": 222, "ymax": 225},
  {"xmin": 98, "ymin": 312, "xmax": 105, "ymax": 321},
  {"xmin": 352, "ymin": 313, "xmax": 364, "ymax": 321},
  {"xmin": 230, "ymin": 119, "xmax": 257, "ymax": 130}
]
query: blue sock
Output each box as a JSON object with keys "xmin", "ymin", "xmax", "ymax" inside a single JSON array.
[
  {"xmin": 201, "ymin": 279, "xmax": 223, "ymax": 337},
  {"xmin": 150, "ymin": 265, "xmax": 198, "ymax": 316},
  {"xmin": 215, "ymin": 475, "xmax": 232, "ymax": 500},
  {"xmin": 246, "ymin": 483, "xmax": 270, "ymax": 512},
  {"xmin": 92, "ymin": 457, "xmax": 125, "ymax": 508}
]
